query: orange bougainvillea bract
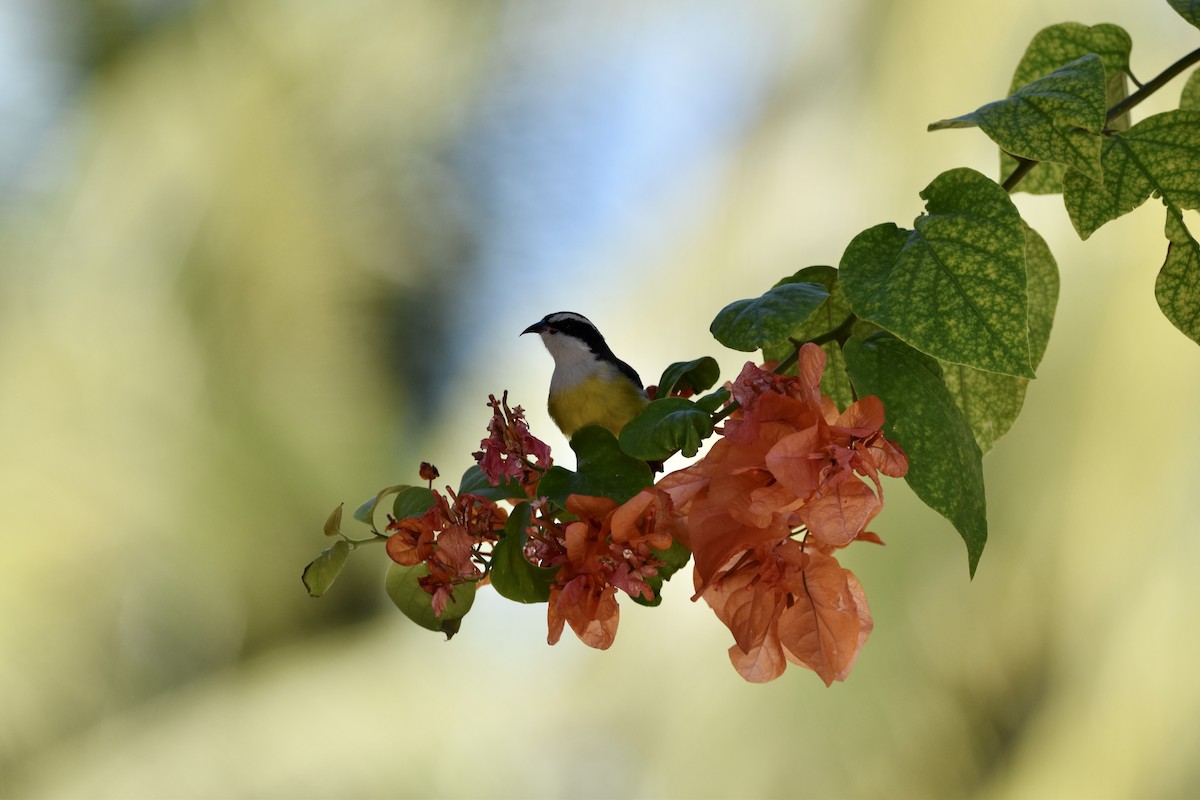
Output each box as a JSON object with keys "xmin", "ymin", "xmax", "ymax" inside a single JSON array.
[
  {"xmin": 386, "ymin": 487, "xmax": 507, "ymax": 616},
  {"xmin": 545, "ymin": 490, "xmax": 677, "ymax": 650},
  {"xmin": 658, "ymin": 343, "xmax": 908, "ymax": 683}
]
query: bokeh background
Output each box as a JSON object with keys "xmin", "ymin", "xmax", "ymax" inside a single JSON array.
[{"xmin": 3, "ymin": 1, "xmax": 1199, "ymax": 798}]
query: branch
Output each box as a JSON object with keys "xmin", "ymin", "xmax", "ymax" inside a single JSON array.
[
  {"xmin": 1106, "ymin": 46, "xmax": 1200, "ymax": 123},
  {"xmin": 1001, "ymin": 157, "xmax": 1037, "ymax": 193}
]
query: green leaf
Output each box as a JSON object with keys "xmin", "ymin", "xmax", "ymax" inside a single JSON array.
[
  {"xmin": 767, "ymin": 266, "xmax": 853, "ymax": 343},
  {"xmin": 763, "ymin": 266, "xmax": 856, "ymax": 410},
  {"xmin": 538, "ymin": 426, "xmax": 653, "ymax": 507},
  {"xmin": 939, "ymin": 364, "xmax": 1025, "ymax": 456},
  {"xmin": 302, "ymin": 540, "xmax": 351, "ymax": 598},
  {"xmin": 998, "ymin": 23, "xmax": 1133, "ymax": 191},
  {"xmin": 490, "ymin": 502, "xmax": 557, "ymax": 603},
  {"xmin": 710, "ymin": 282, "xmax": 830, "ymax": 352},
  {"xmin": 840, "ymin": 168, "xmax": 1033, "ymax": 378},
  {"xmin": 393, "ymin": 486, "xmax": 436, "ymax": 520},
  {"xmin": 931, "ymin": 55, "xmax": 1106, "ymax": 181},
  {"xmin": 1182, "ymin": 69, "xmax": 1200, "ymax": 111},
  {"xmin": 1006, "ymin": 23, "xmax": 1132, "ymax": 98},
  {"xmin": 1169, "ymin": 0, "xmax": 1200, "ymax": 29},
  {"xmin": 656, "ymin": 357, "xmax": 721, "ymax": 398},
  {"xmin": 619, "ymin": 398, "xmax": 714, "ymax": 460},
  {"xmin": 844, "ymin": 332, "xmax": 987, "ymax": 576},
  {"xmin": 323, "ymin": 503, "xmax": 343, "ymax": 537},
  {"xmin": 457, "ymin": 464, "xmax": 526, "ymax": 501},
  {"xmin": 353, "ymin": 484, "xmax": 406, "ymax": 528},
  {"xmin": 1023, "ymin": 223, "xmax": 1061, "ymax": 371},
  {"xmin": 385, "ymin": 562, "xmax": 476, "ymax": 639},
  {"xmin": 815, "ymin": 344, "xmax": 855, "ymax": 413},
  {"xmin": 694, "ymin": 387, "xmax": 731, "ymax": 414},
  {"xmin": 1064, "ymin": 111, "xmax": 1200, "ymax": 239},
  {"xmin": 938, "ymin": 223, "xmax": 1060, "ymax": 452},
  {"xmin": 1156, "ymin": 210, "xmax": 1200, "ymax": 345},
  {"xmin": 631, "ymin": 538, "xmax": 692, "ymax": 608}
]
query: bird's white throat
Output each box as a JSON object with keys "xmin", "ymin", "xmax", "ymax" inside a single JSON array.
[{"xmin": 539, "ymin": 332, "xmax": 610, "ymax": 392}]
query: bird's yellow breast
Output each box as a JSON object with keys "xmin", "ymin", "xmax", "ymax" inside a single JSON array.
[{"xmin": 547, "ymin": 374, "xmax": 648, "ymax": 438}]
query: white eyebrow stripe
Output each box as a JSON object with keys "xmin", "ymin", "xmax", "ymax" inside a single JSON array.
[{"xmin": 546, "ymin": 312, "xmax": 595, "ymax": 328}]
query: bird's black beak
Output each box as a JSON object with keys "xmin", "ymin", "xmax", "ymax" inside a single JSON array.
[{"xmin": 521, "ymin": 320, "xmax": 548, "ymax": 336}]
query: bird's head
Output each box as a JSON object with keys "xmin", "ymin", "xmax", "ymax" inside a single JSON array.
[
  {"xmin": 521, "ymin": 311, "xmax": 612, "ymax": 367},
  {"xmin": 523, "ymin": 311, "xmax": 648, "ymax": 437}
]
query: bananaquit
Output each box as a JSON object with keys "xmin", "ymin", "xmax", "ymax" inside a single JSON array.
[{"xmin": 522, "ymin": 311, "xmax": 649, "ymax": 437}]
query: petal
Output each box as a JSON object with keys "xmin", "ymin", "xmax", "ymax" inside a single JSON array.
[
  {"xmin": 730, "ymin": 362, "xmax": 783, "ymax": 409},
  {"xmin": 656, "ymin": 466, "xmax": 710, "ymax": 516},
  {"xmin": 435, "ymin": 526, "xmax": 475, "ymax": 569},
  {"xmin": 693, "ymin": 546, "xmax": 755, "ymax": 602},
  {"xmin": 564, "ymin": 494, "xmax": 619, "ymax": 525},
  {"xmin": 763, "ymin": 427, "xmax": 823, "ymax": 500},
  {"xmin": 726, "ymin": 580, "xmax": 781, "ymax": 655},
  {"xmin": 867, "ymin": 436, "xmax": 909, "ymax": 478},
  {"xmin": 796, "ymin": 343, "xmax": 828, "ymax": 403},
  {"xmin": 386, "ymin": 532, "xmax": 426, "ymax": 566},
  {"xmin": 570, "ymin": 586, "xmax": 620, "ymax": 650},
  {"xmin": 710, "ymin": 469, "xmax": 775, "ymax": 528},
  {"xmin": 836, "ymin": 395, "xmax": 885, "ymax": 434},
  {"xmin": 747, "ymin": 482, "xmax": 805, "ymax": 527},
  {"xmin": 777, "ymin": 550, "xmax": 869, "ymax": 685},
  {"xmin": 835, "ymin": 569, "xmax": 874, "ymax": 682},
  {"xmin": 798, "ymin": 478, "xmax": 881, "ymax": 548},
  {"xmin": 726, "ymin": 395, "xmax": 815, "ymax": 458},
  {"xmin": 687, "ymin": 504, "xmax": 789, "ymax": 591},
  {"xmin": 728, "ymin": 634, "xmax": 787, "ymax": 683},
  {"xmin": 609, "ymin": 488, "xmax": 675, "ymax": 545},
  {"xmin": 546, "ymin": 586, "xmax": 567, "ymax": 645}
]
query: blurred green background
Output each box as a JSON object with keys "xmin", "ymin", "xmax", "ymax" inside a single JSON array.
[{"xmin": 3, "ymin": 1, "xmax": 1199, "ymax": 798}]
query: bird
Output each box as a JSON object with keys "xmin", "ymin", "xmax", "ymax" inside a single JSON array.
[{"xmin": 522, "ymin": 311, "xmax": 649, "ymax": 438}]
